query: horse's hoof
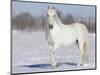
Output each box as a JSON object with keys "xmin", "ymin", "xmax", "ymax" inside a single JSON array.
[
  {"xmin": 82, "ymin": 64, "xmax": 89, "ymax": 66},
  {"xmin": 51, "ymin": 64, "xmax": 58, "ymax": 69}
]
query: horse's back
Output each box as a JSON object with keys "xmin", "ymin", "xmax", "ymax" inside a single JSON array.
[
  {"xmin": 74, "ymin": 23, "xmax": 88, "ymax": 32},
  {"xmin": 62, "ymin": 22, "xmax": 88, "ymax": 37},
  {"xmin": 63, "ymin": 22, "xmax": 89, "ymax": 42}
]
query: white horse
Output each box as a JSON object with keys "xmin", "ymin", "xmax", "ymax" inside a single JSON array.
[{"xmin": 46, "ymin": 6, "xmax": 89, "ymax": 68}]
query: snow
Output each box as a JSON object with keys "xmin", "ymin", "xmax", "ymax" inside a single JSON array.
[{"xmin": 12, "ymin": 30, "xmax": 96, "ymax": 74}]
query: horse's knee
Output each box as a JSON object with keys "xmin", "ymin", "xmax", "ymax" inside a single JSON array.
[
  {"xmin": 49, "ymin": 46, "xmax": 56, "ymax": 56},
  {"xmin": 50, "ymin": 49, "xmax": 55, "ymax": 55},
  {"xmin": 49, "ymin": 48, "xmax": 57, "ymax": 68}
]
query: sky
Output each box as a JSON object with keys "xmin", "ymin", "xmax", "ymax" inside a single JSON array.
[{"xmin": 12, "ymin": 1, "xmax": 96, "ymax": 19}]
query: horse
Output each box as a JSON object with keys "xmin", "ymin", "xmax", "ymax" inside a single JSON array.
[{"xmin": 46, "ymin": 6, "xmax": 89, "ymax": 68}]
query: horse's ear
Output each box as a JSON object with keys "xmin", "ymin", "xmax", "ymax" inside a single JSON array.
[
  {"xmin": 48, "ymin": 6, "xmax": 50, "ymax": 9},
  {"xmin": 53, "ymin": 6, "xmax": 55, "ymax": 9}
]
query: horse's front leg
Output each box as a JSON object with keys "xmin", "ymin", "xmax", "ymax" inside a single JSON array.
[
  {"xmin": 47, "ymin": 35, "xmax": 58, "ymax": 68},
  {"xmin": 49, "ymin": 45, "xmax": 58, "ymax": 68}
]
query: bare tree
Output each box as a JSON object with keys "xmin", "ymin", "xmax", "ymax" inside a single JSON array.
[
  {"xmin": 63, "ymin": 14, "xmax": 75, "ymax": 24},
  {"xmin": 14, "ymin": 12, "xmax": 36, "ymax": 30},
  {"xmin": 79, "ymin": 16, "xmax": 95, "ymax": 33},
  {"xmin": 11, "ymin": 17, "xmax": 16, "ymax": 29},
  {"xmin": 56, "ymin": 10, "xmax": 62, "ymax": 18},
  {"xmin": 40, "ymin": 16, "xmax": 47, "ymax": 31}
]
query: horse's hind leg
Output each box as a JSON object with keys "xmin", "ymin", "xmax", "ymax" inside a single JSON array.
[{"xmin": 79, "ymin": 40, "xmax": 89, "ymax": 66}]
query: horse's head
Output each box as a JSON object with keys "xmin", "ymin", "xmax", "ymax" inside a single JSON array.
[
  {"xmin": 47, "ymin": 6, "xmax": 56, "ymax": 18},
  {"xmin": 47, "ymin": 6, "xmax": 57, "ymax": 30}
]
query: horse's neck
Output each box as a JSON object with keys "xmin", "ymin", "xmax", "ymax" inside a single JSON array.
[
  {"xmin": 49, "ymin": 14, "xmax": 64, "ymax": 30},
  {"xmin": 49, "ymin": 17, "xmax": 61, "ymax": 30},
  {"xmin": 55, "ymin": 14, "xmax": 63, "ymax": 25},
  {"xmin": 53, "ymin": 14, "xmax": 67, "ymax": 29}
]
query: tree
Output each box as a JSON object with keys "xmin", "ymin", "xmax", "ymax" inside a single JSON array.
[
  {"xmin": 40, "ymin": 16, "xmax": 47, "ymax": 31},
  {"xmin": 14, "ymin": 12, "xmax": 35, "ymax": 30},
  {"xmin": 56, "ymin": 10, "xmax": 62, "ymax": 18},
  {"xmin": 11, "ymin": 17, "xmax": 16, "ymax": 29},
  {"xmin": 63, "ymin": 14, "xmax": 75, "ymax": 24}
]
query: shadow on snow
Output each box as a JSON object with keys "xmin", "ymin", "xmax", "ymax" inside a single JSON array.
[{"xmin": 20, "ymin": 62, "xmax": 78, "ymax": 69}]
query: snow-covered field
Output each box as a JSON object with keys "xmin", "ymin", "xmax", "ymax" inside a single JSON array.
[{"xmin": 12, "ymin": 30, "xmax": 96, "ymax": 74}]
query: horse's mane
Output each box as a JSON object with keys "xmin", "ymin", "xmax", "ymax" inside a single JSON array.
[{"xmin": 54, "ymin": 11, "xmax": 63, "ymax": 25}]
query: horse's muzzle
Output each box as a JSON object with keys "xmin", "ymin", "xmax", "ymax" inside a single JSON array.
[{"xmin": 49, "ymin": 24, "xmax": 53, "ymax": 29}]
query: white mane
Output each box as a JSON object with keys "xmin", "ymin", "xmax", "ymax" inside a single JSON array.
[{"xmin": 54, "ymin": 12, "xmax": 63, "ymax": 25}]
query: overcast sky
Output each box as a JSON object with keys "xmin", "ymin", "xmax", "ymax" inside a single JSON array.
[{"xmin": 12, "ymin": 1, "xmax": 96, "ymax": 19}]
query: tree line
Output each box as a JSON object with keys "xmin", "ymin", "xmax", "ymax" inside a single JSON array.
[{"xmin": 12, "ymin": 10, "xmax": 95, "ymax": 33}]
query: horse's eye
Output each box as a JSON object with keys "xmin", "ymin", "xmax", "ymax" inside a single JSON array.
[{"xmin": 47, "ymin": 14, "xmax": 49, "ymax": 17}]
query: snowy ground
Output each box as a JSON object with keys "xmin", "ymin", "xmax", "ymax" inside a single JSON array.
[{"xmin": 12, "ymin": 30, "xmax": 96, "ymax": 74}]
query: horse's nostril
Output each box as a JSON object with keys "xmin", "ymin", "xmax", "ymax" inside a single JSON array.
[{"xmin": 49, "ymin": 24, "xmax": 53, "ymax": 29}]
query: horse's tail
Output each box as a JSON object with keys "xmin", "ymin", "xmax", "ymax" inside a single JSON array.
[
  {"xmin": 77, "ymin": 23, "xmax": 89, "ymax": 64},
  {"xmin": 82, "ymin": 26, "xmax": 89, "ymax": 64},
  {"xmin": 83, "ymin": 37, "xmax": 89, "ymax": 64}
]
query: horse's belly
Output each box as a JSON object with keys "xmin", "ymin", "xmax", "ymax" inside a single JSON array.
[
  {"xmin": 49, "ymin": 27, "xmax": 78, "ymax": 47},
  {"xmin": 63, "ymin": 35, "xmax": 77, "ymax": 46},
  {"xmin": 52, "ymin": 31, "xmax": 77, "ymax": 46},
  {"xmin": 63, "ymin": 38, "xmax": 76, "ymax": 46}
]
